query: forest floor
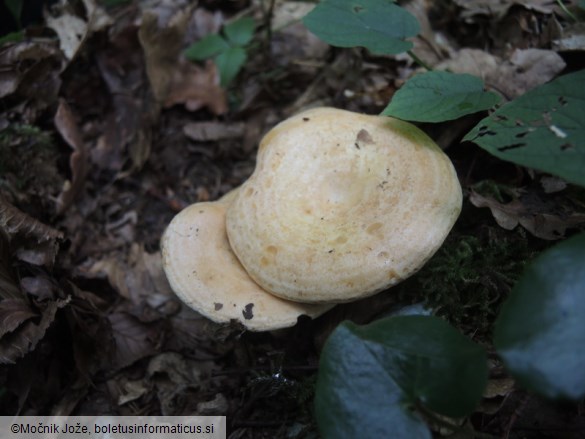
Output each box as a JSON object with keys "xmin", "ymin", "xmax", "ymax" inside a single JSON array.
[{"xmin": 1, "ymin": 0, "xmax": 585, "ymax": 437}]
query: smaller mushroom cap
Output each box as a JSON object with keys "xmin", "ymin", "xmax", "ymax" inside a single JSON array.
[
  {"xmin": 161, "ymin": 190, "xmax": 332, "ymax": 331},
  {"xmin": 226, "ymin": 107, "xmax": 463, "ymax": 303}
]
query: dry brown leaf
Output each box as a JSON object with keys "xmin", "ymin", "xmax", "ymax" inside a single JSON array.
[
  {"xmin": 54, "ymin": 99, "xmax": 89, "ymax": 214},
  {"xmin": 490, "ymin": 49, "xmax": 566, "ymax": 99},
  {"xmin": 0, "ymin": 299, "xmax": 38, "ymax": 337},
  {"xmin": 0, "ymin": 230, "xmax": 22, "ymax": 300},
  {"xmin": 470, "ymin": 191, "xmax": 585, "ymax": 240},
  {"xmin": 139, "ymin": 9, "xmax": 227, "ymax": 115},
  {"xmin": 163, "ymin": 60, "xmax": 228, "ymax": 114},
  {"xmin": 45, "ymin": 0, "xmax": 112, "ymax": 60},
  {"xmin": 0, "ymin": 297, "xmax": 69, "ymax": 364},
  {"xmin": 80, "ymin": 244, "xmax": 174, "ymax": 307},
  {"xmin": 436, "ymin": 49, "xmax": 500, "ymax": 81},
  {"xmin": 483, "ymin": 377, "xmax": 516, "ymax": 399},
  {"xmin": 147, "ymin": 352, "xmax": 196, "ymax": 384},
  {"xmin": 454, "ymin": 0, "xmax": 570, "ymax": 19},
  {"xmin": 93, "ymin": 24, "xmax": 155, "ymax": 173},
  {"xmin": 117, "ymin": 379, "xmax": 150, "ymax": 406},
  {"xmin": 437, "ymin": 48, "xmax": 565, "ymax": 100},
  {"xmin": 0, "ymin": 42, "xmax": 63, "ymax": 99},
  {"xmin": 20, "ymin": 277, "xmax": 57, "ymax": 301},
  {"xmin": 0, "ymin": 196, "xmax": 64, "ymax": 242},
  {"xmin": 107, "ymin": 311, "xmax": 163, "ymax": 369},
  {"xmin": 553, "ymin": 22, "xmax": 585, "ymax": 51}
]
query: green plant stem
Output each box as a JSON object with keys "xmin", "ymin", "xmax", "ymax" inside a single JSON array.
[
  {"xmin": 556, "ymin": 0, "xmax": 578, "ymax": 22},
  {"xmin": 407, "ymin": 50, "xmax": 432, "ymax": 71}
]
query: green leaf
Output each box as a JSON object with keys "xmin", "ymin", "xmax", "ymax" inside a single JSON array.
[
  {"xmin": 579, "ymin": 0, "xmax": 585, "ymax": 10},
  {"xmin": 0, "ymin": 30, "xmax": 23, "ymax": 44},
  {"xmin": 215, "ymin": 47, "xmax": 247, "ymax": 86},
  {"xmin": 463, "ymin": 69, "xmax": 585, "ymax": 187},
  {"xmin": 494, "ymin": 232, "xmax": 585, "ymax": 400},
  {"xmin": 315, "ymin": 316, "xmax": 487, "ymax": 438},
  {"xmin": 184, "ymin": 34, "xmax": 229, "ymax": 61},
  {"xmin": 224, "ymin": 17, "xmax": 255, "ymax": 47},
  {"xmin": 5, "ymin": 0, "xmax": 23, "ymax": 27},
  {"xmin": 303, "ymin": 0, "xmax": 420, "ymax": 55},
  {"xmin": 382, "ymin": 71, "xmax": 500, "ymax": 122}
]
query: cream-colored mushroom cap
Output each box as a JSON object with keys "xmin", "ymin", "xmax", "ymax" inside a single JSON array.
[
  {"xmin": 161, "ymin": 190, "xmax": 333, "ymax": 331},
  {"xmin": 226, "ymin": 107, "xmax": 462, "ymax": 303}
]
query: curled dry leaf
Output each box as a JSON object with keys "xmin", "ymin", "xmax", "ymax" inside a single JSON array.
[
  {"xmin": 139, "ymin": 10, "xmax": 227, "ymax": 115},
  {"xmin": 0, "ymin": 196, "xmax": 64, "ymax": 242},
  {"xmin": 0, "ymin": 297, "xmax": 69, "ymax": 364},
  {"xmin": 470, "ymin": 191, "xmax": 585, "ymax": 240},
  {"xmin": 54, "ymin": 99, "xmax": 89, "ymax": 214}
]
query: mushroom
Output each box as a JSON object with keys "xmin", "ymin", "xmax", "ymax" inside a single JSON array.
[
  {"xmin": 226, "ymin": 107, "xmax": 462, "ymax": 303},
  {"xmin": 161, "ymin": 189, "xmax": 333, "ymax": 331}
]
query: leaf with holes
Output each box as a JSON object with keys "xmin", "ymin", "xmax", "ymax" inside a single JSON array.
[
  {"xmin": 303, "ymin": 0, "xmax": 420, "ymax": 55},
  {"xmin": 315, "ymin": 316, "xmax": 487, "ymax": 438},
  {"xmin": 494, "ymin": 232, "xmax": 585, "ymax": 400},
  {"xmin": 382, "ymin": 71, "xmax": 500, "ymax": 122},
  {"xmin": 463, "ymin": 69, "xmax": 585, "ymax": 187}
]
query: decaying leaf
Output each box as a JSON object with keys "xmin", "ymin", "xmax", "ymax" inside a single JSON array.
[
  {"xmin": 80, "ymin": 244, "xmax": 174, "ymax": 308},
  {"xmin": 454, "ymin": 0, "xmax": 570, "ymax": 20},
  {"xmin": 0, "ymin": 299, "xmax": 38, "ymax": 337},
  {"xmin": 492, "ymin": 49, "xmax": 566, "ymax": 99},
  {"xmin": 107, "ymin": 311, "xmax": 163, "ymax": 369},
  {"xmin": 0, "ymin": 229, "xmax": 22, "ymax": 300},
  {"xmin": 45, "ymin": 0, "xmax": 112, "ymax": 60},
  {"xmin": 0, "ymin": 196, "xmax": 64, "ymax": 246},
  {"xmin": 470, "ymin": 191, "xmax": 585, "ymax": 240},
  {"xmin": 54, "ymin": 99, "xmax": 89, "ymax": 214},
  {"xmin": 553, "ymin": 22, "xmax": 585, "ymax": 51},
  {"xmin": 0, "ymin": 42, "xmax": 63, "ymax": 100},
  {"xmin": 0, "ymin": 297, "xmax": 69, "ymax": 364},
  {"xmin": 139, "ymin": 10, "xmax": 227, "ymax": 115},
  {"xmin": 92, "ymin": 23, "xmax": 157, "ymax": 174},
  {"xmin": 437, "ymin": 48, "xmax": 566, "ymax": 100}
]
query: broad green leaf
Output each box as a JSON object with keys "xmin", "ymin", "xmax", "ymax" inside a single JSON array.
[
  {"xmin": 184, "ymin": 34, "xmax": 229, "ymax": 61},
  {"xmin": 5, "ymin": 0, "xmax": 23, "ymax": 27},
  {"xmin": 494, "ymin": 232, "xmax": 585, "ymax": 400},
  {"xmin": 579, "ymin": 0, "xmax": 585, "ymax": 10},
  {"xmin": 224, "ymin": 17, "xmax": 255, "ymax": 47},
  {"xmin": 382, "ymin": 71, "xmax": 500, "ymax": 122},
  {"xmin": 315, "ymin": 316, "xmax": 487, "ymax": 438},
  {"xmin": 463, "ymin": 69, "xmax": 585, "ymax": 187},
  {"xmin": 303, "ymin": 0, "xmax": 420, "ymax": 55},
  {"xmin": 215, "ymin": 47, "xmax": 247, "ymax": 86}
]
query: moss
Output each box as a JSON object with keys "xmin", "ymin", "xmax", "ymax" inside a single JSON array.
[{"xmin": 402, "ymin": 227, "xmax": 535, "ymax": 339}]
